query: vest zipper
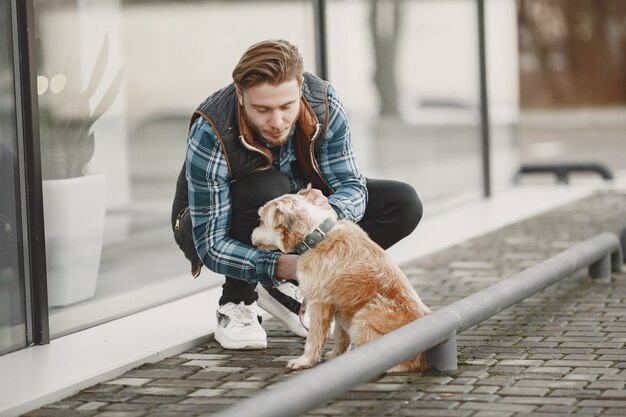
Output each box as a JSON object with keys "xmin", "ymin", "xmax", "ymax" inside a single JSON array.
[
  {"xmin": 174, "ymin": 206, "xmax": 189, "ymax": 231},
  {"xmin": 239, "ymin": 135, "xmax": 272, "ymax": 171},
  {"xmin": 308, "ymin": 123, "xmax": 327, "ymax": 184}
]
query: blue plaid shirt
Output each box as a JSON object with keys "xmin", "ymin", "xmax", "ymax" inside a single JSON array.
[{"xmin": 186, "ymin": 82, "xmax": 367, "ymax": 286}]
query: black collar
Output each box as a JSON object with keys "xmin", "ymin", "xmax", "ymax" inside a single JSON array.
[{"xmin": 295, "ymin": 218, "xmax": 335, "ymax": 255}]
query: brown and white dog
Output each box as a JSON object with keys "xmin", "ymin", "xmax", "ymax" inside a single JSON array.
[{"xmin": 251, "ymin": 188, "xmax": 430, "ymax": 372}]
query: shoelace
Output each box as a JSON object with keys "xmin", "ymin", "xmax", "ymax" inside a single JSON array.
[
  {"xmin": 229, "ymin": 302, "xmax": 257, "ymax": 325},
  {"xmin": 278, "ymin": 282, "xmax": 303, "ymax": 302}
]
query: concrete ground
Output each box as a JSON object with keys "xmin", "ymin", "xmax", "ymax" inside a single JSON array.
[
  {"xmin": 9, "ymin": 107, "xmax": 626, "ymax": 416},
  {"xmin": 20, "ymin": 189, "xmax": 626, "ymax": 417}
]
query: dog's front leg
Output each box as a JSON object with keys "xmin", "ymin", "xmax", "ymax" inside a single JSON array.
[
  {"xmin": 287, "ymin": 303, "xmax": 334, "ymax": 370},
  {"xmin": 325, "ymin": 324, "xmax": 351, "ymax": 360}
]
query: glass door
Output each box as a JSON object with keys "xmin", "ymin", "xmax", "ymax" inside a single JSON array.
[{"xmin": 0, "ymin": 0, "xmax": 27, "ymax": 355}]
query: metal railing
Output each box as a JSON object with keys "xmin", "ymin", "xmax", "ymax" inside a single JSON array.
[
  {"xmin": 517, "ymin": 162, "xmax": 614, "ymax": 184},
  {"xmin": 213, "ymin": 232, "xmax": 623, "ymax": 417}
]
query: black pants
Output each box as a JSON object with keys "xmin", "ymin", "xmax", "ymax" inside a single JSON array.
[{"xmin": 220, "ymin": 169, "xmax": 423, "ymax": 305}]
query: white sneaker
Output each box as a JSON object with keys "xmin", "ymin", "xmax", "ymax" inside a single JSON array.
[
  {"xmin": 257, "ymin": 281, "xmax": 308, "ymax": 337},
  {"xmin": 214, "ymin": 302, "xmax": 267, "ymax": 350}
]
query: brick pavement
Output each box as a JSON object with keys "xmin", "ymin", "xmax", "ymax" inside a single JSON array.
[{"xmin": 22, "ymin": 190, "xmax": 626, "ymax": 417}]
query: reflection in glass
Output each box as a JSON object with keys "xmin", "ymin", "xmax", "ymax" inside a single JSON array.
[
  {"xmin": 327, "ymin": 0, "xmax": 519, "ymax": 210},
  {"xmin": 33, "ymin": 0, "xmax": 520, "ymax": 339},
  {"xmin": 34, "ymin": 0, "xmax": 316, "ymax": 337},
  {"xmin": 0, "ymin": 0, "xmax": 27, "ymax": 355}
]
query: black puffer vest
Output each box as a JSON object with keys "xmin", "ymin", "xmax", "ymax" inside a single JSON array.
[
  {"xmin": 171, "ymin": 72, "xmax": 330, "ymax": 277},
  {"xmin": 190, "ymin": 71, "xmax": 330, "ymax": 190}
]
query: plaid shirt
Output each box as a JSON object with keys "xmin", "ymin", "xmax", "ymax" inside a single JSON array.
[{"xmin": 186, "ymin": 82, "xmax": 367, "ymax": 286}]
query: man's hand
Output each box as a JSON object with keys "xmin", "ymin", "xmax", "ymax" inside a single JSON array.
[
  {"xmin": 303, "ymin": 188, "xmax": 333, "ymax": 212},
  {"xmin": 276, "ymin": 254, "xmax": 299, "ymax": 281}
]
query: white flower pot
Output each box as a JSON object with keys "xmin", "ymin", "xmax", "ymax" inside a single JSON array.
[{"xmin": 42, "ymin": 173, "xmax": 106, "ymax": 307}]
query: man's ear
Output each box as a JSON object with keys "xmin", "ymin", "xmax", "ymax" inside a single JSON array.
[{"xmin": 235, "ymin": 85, "xmax": 244, "ymax": 106}]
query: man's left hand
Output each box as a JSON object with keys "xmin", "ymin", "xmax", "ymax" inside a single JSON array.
[{"xmin": 303, "ymin": 188, "xmax": 333, "ymax": 212}]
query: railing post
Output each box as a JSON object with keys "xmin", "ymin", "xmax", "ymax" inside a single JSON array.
[
  {"xmin": 589, "ymin": 254, "xmax": 611, "ymax": 279},
  {"xmin": 427, "ymin": 333, "xmax": 458, "ymax": 371},
  {"xmin": 590, "ymin": 245, "xmax": 623, "ymax": 279},
  {"xmin": 612, "ymin": 245, "xmax": 624, "ymax": 270}
]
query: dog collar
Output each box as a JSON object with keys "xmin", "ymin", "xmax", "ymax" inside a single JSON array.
[{"xmin": 295, "ymin": 218, "xmax": 335, "ymax": 255}]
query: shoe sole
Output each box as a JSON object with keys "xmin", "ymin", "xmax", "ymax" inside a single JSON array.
[
  {"xmin": 214, "ymin": 328, "xmax": 267, "ymax": 350},
  {"xmin": 257, "ymin": 286, "xmax": 308, "ymax": 337}
]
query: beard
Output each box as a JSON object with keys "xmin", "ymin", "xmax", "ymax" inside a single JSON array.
[
  {"xmin": 258, "ymin": 123, "xmax": 297, "ymax": 146},
  {"xmin": 243, "ymin": 111, "xmax": 297, "ymax": 147}
]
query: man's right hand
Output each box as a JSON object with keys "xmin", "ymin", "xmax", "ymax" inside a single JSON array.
[{"xmin": 276, "ymin": 254, "xmax": 299, "ymax": 281}]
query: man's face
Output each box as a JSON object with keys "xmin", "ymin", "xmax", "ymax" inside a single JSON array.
[{"xmin": 237, "ymin": 79, "xmax": 301, "ymax": 146}]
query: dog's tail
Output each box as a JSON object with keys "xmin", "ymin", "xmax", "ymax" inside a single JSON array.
[{"xmin": 388, "ymin": 352, "xmax": 427, "ymax": 373}]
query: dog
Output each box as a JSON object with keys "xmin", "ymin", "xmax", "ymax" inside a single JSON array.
[{"xmin": 251, "ymin": 188, "xmax": 430, "ymax": 372}]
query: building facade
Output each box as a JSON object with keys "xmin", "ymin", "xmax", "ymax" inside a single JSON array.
[{"xmin": 0, "ymin": 0, "xmax": 519, "ymax": 356}]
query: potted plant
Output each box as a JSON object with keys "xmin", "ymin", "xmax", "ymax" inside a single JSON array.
[{"xmin": 39, "ymin": 34, "xmax": 124, "ymax": 307}]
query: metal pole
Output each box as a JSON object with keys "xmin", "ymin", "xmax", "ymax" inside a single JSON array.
[
  {"xmin": 214, "ymin": 312, "xmax": 458, "ymax": 417},
  {"xmin": 11, "ymin": 0, "xmax": 49, "ymax": 345},
  {"xmin": 312, "ymin": 0, "xmax": 328, "ymax": 80},
  {"xmin": 589, "ymin": 254, "xmax": 611, "ymax": 279},
  {"xmin": 427, "ymin": 334, "xmax": 458, "ymax": 372},
  {"xmin": 477, "ymin": 0, "xmax": 491, "ymax": 198},
  {"xmin": 619, "ymin": 226, "xmax": 626, "ymax": 262},
  {"xmin": 450, "ymin": 232, "xmax": 621, "ymax": 333},
  {"xmin": 213, "ymin": 233, "xmax": 622, "ymax": 417}
]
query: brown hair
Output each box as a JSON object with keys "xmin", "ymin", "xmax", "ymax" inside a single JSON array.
[{"xmin": 232, "ymin": 39, "xmax": 304, "ymax": 90}]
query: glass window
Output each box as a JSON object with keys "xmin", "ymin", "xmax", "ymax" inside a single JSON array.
[
  {"xmin": 32, "ymin": 0, "xmax": 520, "ymax": 338},
  {"xmin": 33, "ymin": 0, "xmax": 317, "ymax": 337},
  {"xmin": 327, "ymin": 0, "xmax": 519, "ymax": 210},
  {"xmin": 0, "ymin": 0, "xmax": 28, "ymax": 355}
]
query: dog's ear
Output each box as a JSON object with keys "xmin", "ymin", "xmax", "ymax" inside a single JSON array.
[
  {"xmin": 273, "ymin": 201, "xmax": 296, "ymax": 230},
  {"xmin": 275, "ymin": 211, "xmax": 295, "ymax": 230}
]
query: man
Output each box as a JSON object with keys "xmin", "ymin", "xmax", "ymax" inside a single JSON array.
[{"xmin": 173, "ymin": 39, "xmax": 422, "ymax": 350}]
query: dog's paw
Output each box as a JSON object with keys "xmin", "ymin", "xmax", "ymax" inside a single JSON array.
[
  {"xmin": 287, "ymin": 356, "xmax": 315, "ymax": 370},
  {"xmin": 324, "ymin": 350, "xmax": 341, "ymax": 361}
]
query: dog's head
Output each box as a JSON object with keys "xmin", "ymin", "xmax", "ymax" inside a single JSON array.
[{"xmin": 251, "ymin": 190, "xmax": 335, "ymax": 254}]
